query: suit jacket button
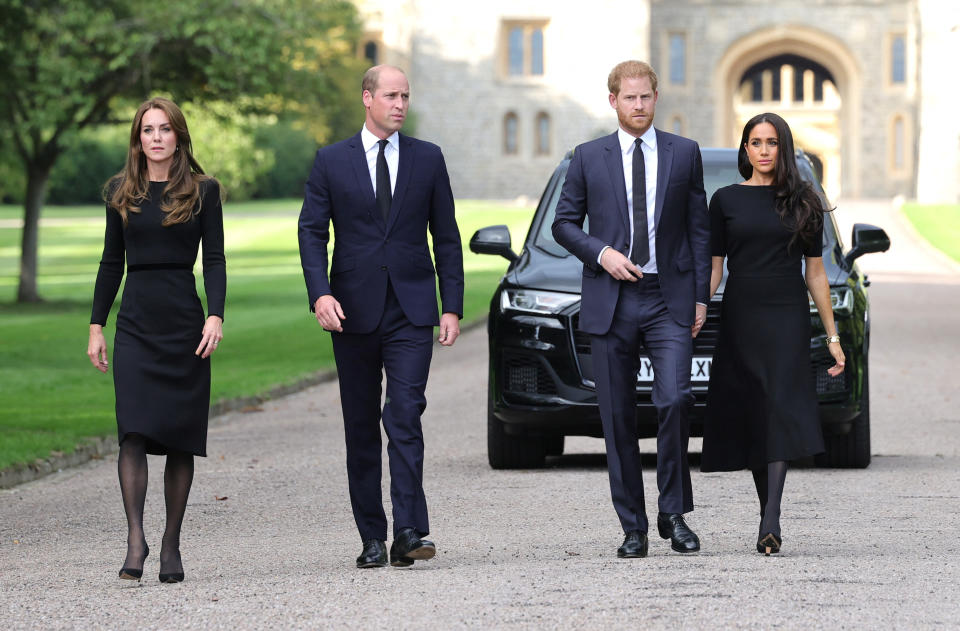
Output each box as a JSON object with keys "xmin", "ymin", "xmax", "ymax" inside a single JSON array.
[{"xmin": 380, "ymin": 265, "xmax": 388, "ymax": 271}]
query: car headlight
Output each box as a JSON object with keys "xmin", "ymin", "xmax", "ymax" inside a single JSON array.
[
  {"xmin": 501, "ymin": 289, "xmax": 580, "ymax": 314},
  {"xmin": 809, "ymin": 287, "xmax": 853, "ymax": 315}
]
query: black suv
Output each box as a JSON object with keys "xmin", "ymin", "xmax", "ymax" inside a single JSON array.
[{"xmin": 471, "ymin": 148, "xmax": 890, "ymax": 470}]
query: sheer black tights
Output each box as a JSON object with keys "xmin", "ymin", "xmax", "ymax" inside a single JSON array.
[
  {"xmin": 117, "ymin": 434, "xmax": 194, "ymax": 574},
  {"xmin": 118, "ymin": 434, "xmax": 148, "ymax": 571},
  {"xmin": 160, "ymin": 450, "xmax": 194, "ymax": 574},
  {"xmin": 752, "ymin": 460, "xmax": 788, "ymax": 538}
]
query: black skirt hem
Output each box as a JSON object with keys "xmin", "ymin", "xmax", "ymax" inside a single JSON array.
[
  {"xmin": 118, "ymin": 429, "xmax": 207, "ymax": 458},
  {"xmin": 700, "ymin": 447, "xmax": 825, "ymax": 473}
]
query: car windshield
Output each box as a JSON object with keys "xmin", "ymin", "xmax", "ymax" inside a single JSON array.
[{"xmin": 532, "ymin": 150, "xmax": 836, "ymax": 256}]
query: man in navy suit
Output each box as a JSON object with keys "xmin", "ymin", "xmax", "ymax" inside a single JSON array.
[
  {"xmin": 552, "ymin": 60, "xmax": 710, "ymax": 558},
  {"xmin": 299, "ymin": 65, "xmax": 464, "ymax": 568}
]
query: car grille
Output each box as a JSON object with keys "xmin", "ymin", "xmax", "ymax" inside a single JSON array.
[
  {"xmin": 571, "ymin": 304, "xmax": 722, "ymax": 384},
  {"xmin": 503, "ymin": 353, "xmax": 558, "ymax": 395},
  {"xmin": 811, "ymin": 355, "xmax": 850, "ymax": 395}
]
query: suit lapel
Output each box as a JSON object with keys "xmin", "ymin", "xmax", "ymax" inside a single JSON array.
[
  {"xmin": 385, "ymin": 134, "xmax": 415, "ymax": 234},
  {"xmin": 348, "ymin": 133, "xmax": 380, "ymax": 225},
  {"xmin": 602, "ymin": 132, "xmax": 630, "ymax": 234},
  {"xmin": 654, "ymin": 128, "xmax": 673, "ymax": 228}
]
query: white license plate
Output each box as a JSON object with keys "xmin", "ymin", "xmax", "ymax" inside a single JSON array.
[{"xmin": 637, "ymin": 357, "xmax": 712, "ymax": 383}]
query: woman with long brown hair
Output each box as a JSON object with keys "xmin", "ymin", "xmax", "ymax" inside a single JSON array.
[
  {"xmin": 87, "ymin": 97, "xmax": 225, "ymax": 583},
  {"xmin": 701, "ymin": 112, "xmax": 844, "ymax": 556}
]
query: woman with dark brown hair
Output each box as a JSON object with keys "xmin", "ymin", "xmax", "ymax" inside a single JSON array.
[
  {"xmin": 87, "ymin": 97, "xmax": 225, "ymax": 583},
  {"xmin": 702, "ymin": 112, "xmax": 844, "ymax": 556}
]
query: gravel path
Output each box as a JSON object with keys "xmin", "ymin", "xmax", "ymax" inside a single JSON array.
[{"xmin": 2, "ymin": 200, "xmax": 958, "ymax": 629}]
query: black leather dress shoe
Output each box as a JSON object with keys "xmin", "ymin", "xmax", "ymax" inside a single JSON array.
[
  {"xmin": 616, "ymin": 530, "xmax": 649, "ymax": 558},
  {"xmin": 657, "ymin": 512, "xmax": 701, "ymax": 553},
  {"xmin": 356, "ymin": 539, "xmax": 387, "ymax": 568},
  {"xmin": 390, "ymin": 527, "xmax": 436, "ymax": 567}
]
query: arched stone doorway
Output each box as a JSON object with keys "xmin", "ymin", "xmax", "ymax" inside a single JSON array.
[{"xmin": 714, "ymin": 26, "xmax": 861, "ymax": 199}]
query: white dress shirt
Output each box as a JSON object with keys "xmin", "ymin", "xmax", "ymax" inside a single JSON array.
[
  {"xmin": 597, "ymin": 126, "xmax": 659, "ymax": 273},
  {"xmin": 600, "ymin": 127, "xmax": 705, "ymax": 308},
  {"xmin": 361, "ymin": 124, "xmax": 399, "ymax": 197},
  {"xmin": 620, "ymin": 125, "xmax": 659, "ymax": 274}
]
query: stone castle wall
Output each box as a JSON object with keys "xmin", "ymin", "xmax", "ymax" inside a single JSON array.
[{"xmin": 356, "ymin": 0, "xmax": 957, "ymax": 202}]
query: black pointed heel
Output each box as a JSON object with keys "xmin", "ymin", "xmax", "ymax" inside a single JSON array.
[
  {"xmin": 159, "ymin": 548, "xmax": 185, "ymax": 583},
  {"xmin": 158, "ymin": 571, "xmax": 184, "ymax": 583},
  {"xmin": 757, "ymin": 533, "xmax": 782, "ymax": 556},
  {"xmin": 118, "ymin": 544, "xmax": 149, "ymax": 581}
]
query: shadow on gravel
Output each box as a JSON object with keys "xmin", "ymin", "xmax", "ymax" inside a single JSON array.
[
  {"xmin": 545, "ymin": 452, "xmax": 705, "ymax": 470},
  {"xmin": 542, "ymin": 452, "xmax": 849, "ymax": 471}
]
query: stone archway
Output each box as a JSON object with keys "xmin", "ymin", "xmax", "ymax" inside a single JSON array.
[{"xmin": 714, "ymin": 26, "xmax": 861, "ymax": 198}]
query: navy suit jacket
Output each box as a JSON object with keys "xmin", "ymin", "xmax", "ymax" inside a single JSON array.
[
  {"xmin": 298, "ymin": 132, "xmax": 464, "ymax": 334},
  {"xmin": 552, "ymin": 129, "xmax": 710, "ymax": 334}
]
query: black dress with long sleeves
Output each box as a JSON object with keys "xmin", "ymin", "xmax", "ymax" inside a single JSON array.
[
  {"xmin": 701, "ymin": 184, "xmax": 824, "ymax": 472},
  {"xmin": 91, "ymin": 179, "xmax": 226, "ymax": 456}
]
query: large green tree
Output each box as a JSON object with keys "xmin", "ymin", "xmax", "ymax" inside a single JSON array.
[{"xmin": 0, "ymin": 0, "xmax": 365, "ymax": 302}]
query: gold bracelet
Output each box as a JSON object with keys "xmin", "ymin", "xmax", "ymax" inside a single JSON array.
[{"xmin": 825, "ymin": 334, "xmax": 840, "ymax": 344}]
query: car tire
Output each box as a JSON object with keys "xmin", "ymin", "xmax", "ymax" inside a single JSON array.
[
  {"xmin": 488, "ymin": 402, "xmax": 546, "ymax": 469},
  {"xmin": 545, "ymin": 434, "xmax": 565, "ymax": 457},
  {"xmin": 817, "ymin": 364, "xmax": 871, "ymax": 469}
]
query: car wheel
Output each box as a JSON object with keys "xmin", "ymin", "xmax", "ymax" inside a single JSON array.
[
  {"xmin": 818, "ymin": 364, "xmax": 871, "ymax": 469},
  {"xmin": 487, "ymin": 400, "xmax": 546, "ymax": 469},
  {"xmin": 545, "ymin": 434, "xmax": 565, "ymax": 457}
]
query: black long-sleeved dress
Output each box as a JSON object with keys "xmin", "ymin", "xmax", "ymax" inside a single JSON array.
[
  {"xmin": 91, "ymin": 179, "xmax": 225, "ymax": 456},
  {"xmin": 701, "ymin": 184, "xmax": 824, "ymax": 471}
]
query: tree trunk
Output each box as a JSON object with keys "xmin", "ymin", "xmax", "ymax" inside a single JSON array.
[{"xmin": 16, "ymin": 164, "xmax": 52, "ymax": 303}]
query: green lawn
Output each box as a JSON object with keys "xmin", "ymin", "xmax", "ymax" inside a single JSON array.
[
  {"xmin": 902, "ymin": 202, "xmax": 960, "ymax": 263},
  {"xmin": 0, "ymin": 199, "xmax": 534, "ymax": 470}
]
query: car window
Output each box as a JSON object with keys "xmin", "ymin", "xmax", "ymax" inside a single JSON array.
[
  {"xmin": 703, "ymin": 167, "xmax": 740, "ymax": 199},
  {"xmin": 532, "ymin": 164, "xmax": 572, "ymax": 257}
]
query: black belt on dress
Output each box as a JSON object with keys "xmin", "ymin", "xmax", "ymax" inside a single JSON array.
[
  {"xmin": 127, "ymin": 263, "xmax": 194, "ymax": 273},
  {"xmin": 728, "ymin": 271, "xmax": 800, "ymax": 279}
]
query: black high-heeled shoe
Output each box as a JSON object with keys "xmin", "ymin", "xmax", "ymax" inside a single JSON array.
[
  {"xmin": 118, "ymin": 544, "xmax": 149, "ymax": 581},
  {"xmin": 757, "ymin": 532, "xmax": 782, "ymax": 556},
  {"xmin": 158, "ymin": 570, "xmax": 184, "ymax": 584},
  {"xmin": 158, "ymin": 549, "xmax": 184, "ymax": 583}
]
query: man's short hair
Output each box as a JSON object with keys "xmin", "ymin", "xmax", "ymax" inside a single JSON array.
[
  {"xmin": 362, "ymin": 65, "xmax": 406, "ymax": 94},
  {"xmin": 607, "ymin": 60, "xmax": 659, "ymax": 96}
]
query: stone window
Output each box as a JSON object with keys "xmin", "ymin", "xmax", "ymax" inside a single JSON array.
[
  {"xmin": 360, "ymin": 33, "xmax": 383, "ymax": 66},
  {"xmin": 535, "ymin": 112, "xmax": 551, "ymax": 156},
  {"xmin": 504, "ymin": 112, "xmax": 519, "ymax": 155},
  {"xmin": 668, "ymin": 33, "xmax": 686, "ymax": 85},
  {"xmin": 364, "ymin": 41, "xmax": 379, "ymax": 66},
  {"xmin": 508, "ymin": 27, "xmax": 524, "ymax": 75},
  {"xmin": 889, "ymin": 114, "xmax": 911, "ymax": 176},
  {"xmin": 671, "ymin": 115, "xmax": 685, "ymax": 136},
  {"xmin": 891, "ymin": 34, "xmax": 906, "ymax": 84},
  {"xmin": 531, "ymin": 29, "xmax": 544, "ymax": 75},
  {"xmin": 501, "ymin": 20, "xmax": 548, "ymax": 78}
]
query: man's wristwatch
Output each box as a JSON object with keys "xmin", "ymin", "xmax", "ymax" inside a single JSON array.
[{"xmin": 825, "ymin": 334, "xmax": 840, "ymax": 344}]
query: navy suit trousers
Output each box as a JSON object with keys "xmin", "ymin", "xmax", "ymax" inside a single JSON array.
[
  {"xmin": 590, "ymin": 274, "xmax": 695, "ymax": 534},
  {"xmin": 331, "ymin": 281, "xmax": 434, "ymax": 542}
]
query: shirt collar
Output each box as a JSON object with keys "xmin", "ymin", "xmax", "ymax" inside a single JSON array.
[
  {"xmin": 361, "ymin": 125, "xmax": 400, "ymax": 153},
  {"xmin": 618, "ymin": 125, "xmax": 658, "ymax": 153}
]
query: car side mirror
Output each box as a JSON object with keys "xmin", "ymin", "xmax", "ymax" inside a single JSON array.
[
  {"xmin": 470, "ymin": 225, "xmax": 518, "ymax": 262},
  {"xmin": 843, "ymin": 223, "xmax": 890, "ymax": 267}
]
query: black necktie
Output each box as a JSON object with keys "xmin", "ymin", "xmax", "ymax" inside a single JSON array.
[
  {"xmin": 631, "ymin": 137, "xmax": 650, "ymax": 267},
  {"xmin": 376, "ymin": 138, "xmax": 391, "ymax": 222}
]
